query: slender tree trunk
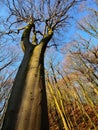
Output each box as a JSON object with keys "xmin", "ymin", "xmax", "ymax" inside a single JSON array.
[{"xmin": 1, "ymin": 42, "xmax": 49, "ymax": 130}]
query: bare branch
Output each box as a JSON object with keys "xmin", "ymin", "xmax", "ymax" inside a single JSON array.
[{"xmin": 21, "ymin": 20, "xmax": 35, "ymax": 50}]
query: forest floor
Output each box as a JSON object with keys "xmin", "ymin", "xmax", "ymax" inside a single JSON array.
[{"xmin": 48, "ymin": 104, "xmax": 98, "ymax": 130}]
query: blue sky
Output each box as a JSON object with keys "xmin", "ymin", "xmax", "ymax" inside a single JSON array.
[
  {"xmin": 0, "ymin": 0, "xmax": 98, "ymax": 67},
  {"xmin": 0, "ymin": 0, "xmax": 97, "ymax": 43}
]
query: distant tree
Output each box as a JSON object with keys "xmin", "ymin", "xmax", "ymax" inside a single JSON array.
[
  {"xmin": 78, "ymin": 0, "xmax": 98, "ymax": 38},
  {"xmin": 63, "ymin": 40, "xmax": 98, "ymax": 103},
  {"xmin": 1, "ymin": 0, "xmax": 80, "ymax": 130},
  {"xmin": 0, "ymin": 42, "xmax": 18, "ymax": 130}
]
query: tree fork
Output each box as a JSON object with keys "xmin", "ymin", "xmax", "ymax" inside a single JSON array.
[{"xmin": 1, "ymin": 23, "xmax": 53, "ymax": 130}]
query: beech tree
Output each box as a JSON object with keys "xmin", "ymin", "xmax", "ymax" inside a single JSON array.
[{"xmin": 1, "ymin": 0, "xmax": 79, "ymax": 130}]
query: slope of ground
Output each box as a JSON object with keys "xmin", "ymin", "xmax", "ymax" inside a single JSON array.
[{"xmin": 48, "ymin": 104, "xmax": 98, "ymax": 130}]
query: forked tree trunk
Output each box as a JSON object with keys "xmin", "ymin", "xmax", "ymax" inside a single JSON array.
[{"xmin": 1, "ymin": 42, "xmax": 49, "ymax": 130}]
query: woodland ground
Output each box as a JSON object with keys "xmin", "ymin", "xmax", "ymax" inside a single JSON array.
[{"xmin": 48, "ymin": 104, "xmax": 98, "ymax": 130}]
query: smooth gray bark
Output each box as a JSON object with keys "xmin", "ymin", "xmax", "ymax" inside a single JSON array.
[{"xmin": 1, "ymin": 44, "xmax": 49, "ymax": 130}]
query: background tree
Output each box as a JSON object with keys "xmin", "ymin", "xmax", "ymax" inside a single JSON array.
[{"xmin": 0, "ymin": 35, "xmax": 19, "ymax": 129}]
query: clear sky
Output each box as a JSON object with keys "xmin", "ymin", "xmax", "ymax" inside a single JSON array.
[{"xmin": 0, "ymin": 0, "xmax": 98, "ymax": 67}]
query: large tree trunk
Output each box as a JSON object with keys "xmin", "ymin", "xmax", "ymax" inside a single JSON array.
[{"xmin": 1, "ymin": 42, "xmax": 49, "ymax": 130}]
